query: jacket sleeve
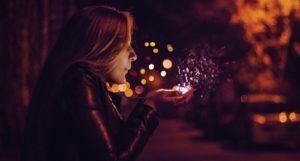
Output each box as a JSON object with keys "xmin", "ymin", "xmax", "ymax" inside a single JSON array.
[{"xmin": 63, "ymin": 66, "xmax": 159, "ymax": 161}]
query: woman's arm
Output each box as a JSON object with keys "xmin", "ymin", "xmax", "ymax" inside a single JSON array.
[
  {"xmin": 63, "ymin": 66, "xmax": 158, "ymax": 161},
  {"xmin": 117, "ymin": 101, "xmax": 158, "ymax": 160}
]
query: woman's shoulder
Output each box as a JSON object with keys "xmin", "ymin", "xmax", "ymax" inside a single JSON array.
[{"xmin": 62, "ymin": 61, "xmax": 106, "ymax": 88}]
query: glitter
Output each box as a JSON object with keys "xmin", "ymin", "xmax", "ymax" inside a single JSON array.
[{"xmin": 176, "ymin": 45, "xmax": 224, "ymax": 98}]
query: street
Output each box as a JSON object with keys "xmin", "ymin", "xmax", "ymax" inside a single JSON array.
[{"xmin": 137, "ymin": 119, "xmax": 300, "ymax": 161}]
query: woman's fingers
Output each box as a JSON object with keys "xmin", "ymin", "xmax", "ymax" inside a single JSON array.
[
  {"xmin": 162, "ymin": 89, "xmax": 182, "ymax": 97},
  {"xmin": 146, "ymin": 88, "xmax": 195, "ymax": 107},
  {"xmin": 174, "ymin": 89, "xmax": 195, "ymax": 106},
  {"xmin": 163, "ymin": 94, "xmax": 184, "ymax": 102}
]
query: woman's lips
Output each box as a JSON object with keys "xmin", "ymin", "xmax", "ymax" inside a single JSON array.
[{"xmin": 125, "ymin": 68, "xmax": 129, "ymax": 74}]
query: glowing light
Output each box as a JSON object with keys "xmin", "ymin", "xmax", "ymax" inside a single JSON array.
[
  {"xmin": 124, "ymin": 89, "xmax": 133, "ymax": 97},
  {"xmin": 231, "ymin": 0, "xmax": 299, "ymax": 91},
  {"xmin": 125, "ymin": 81, "xmax": 130, "ymax": 88},
  {"xmin": 111, "ymin": 84, "xmax": 119, "ymax": 93},
  {"xmin": 144, "ymin": 42, "xmax": 149, "ymax": 47},
  {"xmin": 105, "ymin": 82, "xmax": 110, "ymax": 89},
  {"xmin": 167, "ymin": 44, "xmax": 174, "ymax": 52},
  {"xmin": 140, "ymin": 68, "xmax": 146, "ymax": 75},
  {"xmin": 135, "ymin": 85, "xmax": 144, "ymax": 95},
  {"xmin": 160, "ymin": 70, "xmax": 166, "ymax": 77},
  {"xmin": 150, "ymin": 42, "xmax": 156, "ymax": 47},
  {"xmin": 118, "ymin": 84, "xmax": 127, "ymax": 92},
  {"xmin": 175, "ymin": 86, "xmax": 191, "ymax": 94},
  {"xmin": 153, "ymin": 48, "xmax": 159, "ymax": 54},
  {"xmin": 148, "ymin": 64, "xmax": 154, "ymax": 70},
  {"xmin": 141, "ymin": 79, "xmax": 147, "ymax": 85},
  {"xmin": 289, "ymin": 112, "xmax": 296, "ymax": 121},
  {"xmin": 162, "ymin": 59, "xmax": 173, "ymax": 69},
  {"xmin": 172, "ymin": 85, "xmax": 178, "ymax": 90},
  {"xmin": 253, "ymin": 114, "xmax": 266, "ymax": 124},
  {"xmin": 279, "ymin": 112, "xmax": 288, "ymax": 123},
  {"xmin": 149, "ymin": 75, "xmax": 155, "ymax": 82}
]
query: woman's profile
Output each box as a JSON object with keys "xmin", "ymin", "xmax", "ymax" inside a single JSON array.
[{"xmin": 22, "ymin": 6, "xmax": 193, "ymax": 161}]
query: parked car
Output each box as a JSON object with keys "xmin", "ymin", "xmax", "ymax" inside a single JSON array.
[{"xmin": 232, "ymin": 93, "xmax": 300, "ymax": 147}]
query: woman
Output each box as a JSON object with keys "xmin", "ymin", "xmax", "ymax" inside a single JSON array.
[{"xmin": 23, "ymin": 6, "xmax": 193, "ymax": 161}]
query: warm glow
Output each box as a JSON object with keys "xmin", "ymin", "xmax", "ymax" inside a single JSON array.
[
  {"xmin": 232, "ymin": 0, "xmax": 300, "ymax": 92},
  {"xmin": 149, "ymin": 75, "xmax": 155, "ymax": 82},
  {"xmin": 289, "ymin": 112, "xmax": 296, "ymax": 121},
  {"xmin": 153, "ymin": 48, "xmax": 159, "ymax": 54},
  {"xmin": 279, "ymin": 112, "xmax": 288, "ymax": 123},
  {"xmin": 144, "ymin": 42, "xmax": 149, "ymax": 47},
  {"xmin": 160, "ymin": 70, "xmax": 166, "ymax": 77},
  {"xmin": 125, "ymin": 81, "xmax": 130, "ymax": 88},
  {"xmin": 124, "ymin": 89, "xmax": 133, "ymax": 97},
  {"xmin": 141, "ymin": 79, "xmax": 147, "ymax": 85},
  {"xmin": 140, "ymin": 68, "xmax": 146, "ymax": 75},
  {"xmin": 243, "ymin": 94, "xmax": 286, "ymax": 103},
  {"xmin": 135, "ymin": 85, "xmax": 144, "ymax": 95},
  {"xmin": 273, "ymin": 95, "xmax": 282, "ymax": 103},
  {"xmin": 162, "ymin": 59, "xmax": 173, "ymax": 69},
  {"xmin": 150, "ymin": 42, "xmax": 156, "ymax": 47},
  {"xmin": 148, "ymin": 64, "xmax": 155, "ymax": 70},
  {"xmin": 172, "ymin": 85, "xmax": 178, "ymax": 90},
  {"xmin": 118, "ymin": 84, "xmax": 127, "ymax": 92},
  {"xmin": 167, "ymin": 44, "xmax": 174, "ymax": 52},
  {"xmin": 253, "ymin": 114, "xmax": 266, "ymax": 124},
  {"xmin": 105, "ymin": 82, "xmax": 110, "ymax": 89},
  {"xmin": 111, "ymin": 84, "xmax": 119, "ymax": 93}
]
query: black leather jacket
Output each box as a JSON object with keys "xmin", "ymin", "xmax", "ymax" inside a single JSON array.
[{"xmin": 23, "ymin": 62, "xmax": 159, "ymax": 161}]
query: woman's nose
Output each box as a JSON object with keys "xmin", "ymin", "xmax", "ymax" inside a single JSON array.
[{"xmin": 129, "ymin": 47, "xmax": 137, "ymax": 61}]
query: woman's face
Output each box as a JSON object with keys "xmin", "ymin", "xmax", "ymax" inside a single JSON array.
[{"xmin": 106, "ymin": 41, "xmax": 137, "ymax": 84}]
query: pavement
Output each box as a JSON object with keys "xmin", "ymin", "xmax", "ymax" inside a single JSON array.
[
  {"xmin": 137, "ymin": 119, "xmax": 300, "ymax": 161},
  {"xmin": 1, "ymin": 119, "xmax": 299, "ymax": 161}
]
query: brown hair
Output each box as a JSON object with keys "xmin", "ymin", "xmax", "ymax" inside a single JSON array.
[{"xmin": 50, "ymin": 5, "xmax": 135, "ymax": 75}]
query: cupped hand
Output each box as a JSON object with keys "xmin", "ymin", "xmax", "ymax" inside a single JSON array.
[{"xmin": 143, "ymin": 88, "xmax": 195, "ymax": 110}]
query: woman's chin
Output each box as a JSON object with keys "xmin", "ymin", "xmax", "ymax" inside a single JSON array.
[
  {"xmin": 107, "ymin": 75, "xmax": 126, "ymax": 84},
  {"xmin": 115, "ymin": 77, "xmax": 126, "ymax": 84}
]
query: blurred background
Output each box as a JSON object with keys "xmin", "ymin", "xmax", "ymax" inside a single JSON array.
[{"xmin": 1, "ymin": 0, "xmax": 300, "ymax": 161}]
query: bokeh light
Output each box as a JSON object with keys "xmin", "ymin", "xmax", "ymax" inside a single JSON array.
[
  {"xmin": 148, "ymin": 64, "xmax": 155, "ymax": 70},
  {"xmin": 135, "ymin": 85, "xmax": 144, "ymax": 95},
  {"xmin": 153, "ymin": 48, "xmax": 159, "ymax": 54},
  {"xmin": 149, "ymin": 75, "xmax": 155, "ymax": 82},
  {"xmin": 105, "ymin": 82, "xmax": 110, "ymax": 89},
  {"xmin": 118, "ymin": 84, "xmax": 127, "ymax": 92},
  {"xmin": 124, "ymin": 88, "xmax": 133, "ymax": 97},
  {"xmin": 253, "ymin": 114, "xmax": 266, "ymax": 124},
  {"xmin": 141, "ymin": 79, "xmax": 147, "ymax": 85},
  {"xmin": 111, "ymin": 84, "xmax": 119, "ymax": 93},
  {"xmin": 140, "ymin": 68, "xmax": 146, "ymax": 75},
  {"xmin": 167, "ymin": 44, "xmax": 174, "ymax": 52},
  {"xmin": 150, "ymin": 42, "xmax": 156, "ymax": 47},
  {"xmin": 125, "ymin": 81, "xmax": 130, "ymax": 88},
  {"xmin": 289, "ymin": 112, "xmax": 296, "ymax": 121},
  {"xmin": 279, "ymin": 112, "xmax": 288, "ymax": 123},
  {"xmin": 160, "ymin": 70, "xmax": 166, "ymax": 77},
  {"xmin": 162, "ymin": 59, "xmax": 173, "ymax": 69},
  {"xmin": 144, "ymin": 42, "xmax": 149, "ymax": 47}
]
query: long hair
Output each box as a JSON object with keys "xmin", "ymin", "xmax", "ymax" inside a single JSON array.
[{"xmin": 23, "ymin": 6, "xmax": 134, "ymax": 160}]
